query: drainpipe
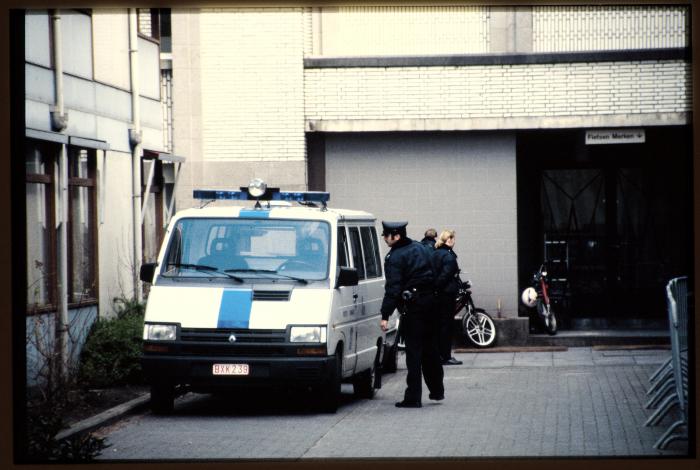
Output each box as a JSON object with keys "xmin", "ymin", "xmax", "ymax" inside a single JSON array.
[
  {"xmin": 51, "ymin": 9, "xmax": 69, "ymax": 383},
  {"xmin": 129, "ymin": 9, "xmax": 143, "ymax": 302}
]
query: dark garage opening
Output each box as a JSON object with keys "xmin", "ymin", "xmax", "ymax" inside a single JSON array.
[{"xmin": 516, "ymin": 126, "xmax": 693, "ymax": 330}]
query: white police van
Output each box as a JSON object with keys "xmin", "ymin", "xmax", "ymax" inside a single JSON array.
[{"xmin": 139, "ymin": 180, "xmax": 399, "ymax": 413}]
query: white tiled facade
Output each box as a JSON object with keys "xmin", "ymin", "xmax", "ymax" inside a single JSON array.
[
  {"xmin": 173, "ymin": 5, "xmax": 691, "ymax": 168},
  {"xmin": 199, "ymin": 8, "xmax": 306, "ymax": 163},
  {"xmin": 532, "ymin": 5, "xmax": 688, "ymax": 52},
  {"xmin": 318, "ymin": 5, "xmax": 490, "ymax": 56},
  {"xmin": 170, "ymin": 5, "xmax": 690, "ymax": 318},
  {"xmin": 304, "ymin": 61, "xmax": 690, "ymax": 125}
]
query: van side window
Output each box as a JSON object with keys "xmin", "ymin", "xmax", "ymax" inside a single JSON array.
[
  {"xmin": 348, "ymin": 227, "xmax": 366, "ymax": 280},
  {"xmin": 337, "ymin": 226, "xmax": 349, "ymax": 268},
  {"xmin": 360, "ymin": 226, "xmax": 379, "ymax": 278},
  {"xmin": 369, "ymin": 226, "xmax": 383, "ymax": 277},
  {"xmin": 164, "ymin": 224, "xmax": 183, "ymax": 273}
]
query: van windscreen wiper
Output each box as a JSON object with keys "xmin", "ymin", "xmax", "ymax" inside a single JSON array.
[
  {"xmin": 166, "ymin": 263, "xmax": 243, "ymax": 282},
  {"xmin": 224, "ymin": 268, "xmax": 309, "ymax": 285}
]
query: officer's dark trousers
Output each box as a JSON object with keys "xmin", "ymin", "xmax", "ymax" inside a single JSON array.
[
  {"xmin": 437, "ymin": 293, "xmax": 457, "ymax": 362},
  {"xmin": 402, "ymin": 293, "xmax": 444, "ymax": 403}
]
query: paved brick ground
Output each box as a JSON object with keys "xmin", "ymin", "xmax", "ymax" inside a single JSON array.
[{"xmin": 95, "ymin": 347, "xmax": 688, "ymax": 460}]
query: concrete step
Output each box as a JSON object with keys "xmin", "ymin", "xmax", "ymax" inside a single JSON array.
[
  {"xmin": 452, "ymin": 316, "xmax": 671, "ymax": 348},
  {"xmin": 525, "ymin": 329, "xmax": 670, "ymax": 347}
]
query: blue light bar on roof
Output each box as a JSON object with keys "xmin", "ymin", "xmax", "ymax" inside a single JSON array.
[
  {"xmin": 272, "ymin": 191, "xmax": 330, "ymax": 203},
  {"xmin": 193, "ymin": 189, "xmax": 330, "ymax": 204},
  {"xmin": 193, "ymin": 189, "xmax": 248, "ymax": 200}
]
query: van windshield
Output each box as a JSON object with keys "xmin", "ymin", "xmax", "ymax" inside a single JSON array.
[{"xmin": 161, "ymin": 217, "xmax": 331, "ymax": 282}]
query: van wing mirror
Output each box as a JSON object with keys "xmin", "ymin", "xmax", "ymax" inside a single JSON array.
[
  {"xmin": 336, "ymin": 267, "xmax": 359, "ymax": 288},
  {"xmin": 139, "ymin": 263, "xmax": 157, "ymax": 283}
]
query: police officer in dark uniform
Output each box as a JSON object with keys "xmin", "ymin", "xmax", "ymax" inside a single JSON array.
[
  {"xmin": 379, "ymin": 221, "xmax": 444, "ymax": 408},
  {"xmin": 420, "ymin": 228, "xmax": 437, "ymax": 250}
]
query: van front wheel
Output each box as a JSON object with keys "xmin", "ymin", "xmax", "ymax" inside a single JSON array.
[
  {"xmin": 150, "ymin": 383, "xmax": 175, "ymax": 414},
  {"xmin": 319, "ymin": 349, "xmax": 342, "ymax": 413}
]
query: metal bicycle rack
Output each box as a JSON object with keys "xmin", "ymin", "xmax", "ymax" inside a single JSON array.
[{"xmin": 643, "ymin": 276, "xmax": 690, "ymax": 450}]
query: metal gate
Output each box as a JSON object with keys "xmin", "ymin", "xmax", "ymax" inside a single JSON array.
[{"xmin": 540, "ymin": 167, "xmax": 680, "ymax": 319}]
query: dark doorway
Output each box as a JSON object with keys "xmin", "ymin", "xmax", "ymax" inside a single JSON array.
[{"xmin": 517, "ymin": 127, "xmax": 692, "ymax": 328}]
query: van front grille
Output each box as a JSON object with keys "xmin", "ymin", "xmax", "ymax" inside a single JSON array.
[
  {"xmin": 253, "ymin": 290, "xmax": 291, "ymax": 301},
  {"xmin": 179, "ymin": 344, "xmax": 289, "ymax": 357},
  {"xmin": 180, "ymin": 328, "xmax": 286, "ymax": 343}
]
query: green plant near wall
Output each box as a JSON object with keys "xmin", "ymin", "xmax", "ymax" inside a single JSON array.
[{"xmin": 78, "ymin": 297, "xmax": 145, "ymax": 388}]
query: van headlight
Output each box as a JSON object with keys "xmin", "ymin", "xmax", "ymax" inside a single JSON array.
[
  {"xmin": 143, "ymin": 323, "xmax": 178, "ymax": 341},
  {"xmin": 289, "ymin": 326, "xmax": 327, "ymax": 343}
]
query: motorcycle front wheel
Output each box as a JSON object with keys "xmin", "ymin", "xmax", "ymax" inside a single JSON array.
[
  {"xmin": 462, "ymin": 308, "xmax": 497, "ymax": 348},
  {"xmin": 538, "ymin": 301, "xmax": 558, "ymax": 335}
]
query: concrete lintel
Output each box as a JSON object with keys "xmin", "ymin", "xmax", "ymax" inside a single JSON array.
[
  {"xmin": 306, "ymin": 113, "xmax": 688, "ymax": 133},
  {"xmin": 304, "ymin": 48, "xmax": 688, "ymax": 68}
]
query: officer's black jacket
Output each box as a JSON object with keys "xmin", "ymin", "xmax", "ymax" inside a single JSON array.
[
  {"xmin": 380, "ymin": 237, "xmax": 435, "ymax": 320},
  {"xmin": 432, "ymin": 245, "xmax": 460, "ymax": 295},
  {"xmin": 420, "ymin": 237, "xmax": 436, "ymax": 250}
]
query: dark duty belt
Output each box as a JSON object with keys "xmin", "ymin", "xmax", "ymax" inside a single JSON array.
[{"xmin": 402, "ymin": 286, "xmax": 435, "ymax": 301}]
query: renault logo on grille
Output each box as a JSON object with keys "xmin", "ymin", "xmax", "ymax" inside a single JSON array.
[{"xmin": 228, "ymin": 334, "xmax": 237, "ymax": 343}]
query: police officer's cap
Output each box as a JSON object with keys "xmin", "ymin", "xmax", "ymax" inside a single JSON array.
[{"xmin": 381, "ymin": 221, "xmax": 408, "ymax": 236}]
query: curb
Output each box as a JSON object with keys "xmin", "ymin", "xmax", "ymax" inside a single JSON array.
[
  {"xmin": 454, "ymin": 346, "xmax": 568, "ymax": 353},
  {"xmin": 55, "ymin": 393, "xmax": 151, "ymax": 441}
]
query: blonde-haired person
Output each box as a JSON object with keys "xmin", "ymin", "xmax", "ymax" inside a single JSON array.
[{"xmin": 431, "ymin": 230, "xmax": 463, "ymax": 365}]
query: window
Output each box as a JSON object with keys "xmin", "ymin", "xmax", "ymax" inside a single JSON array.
[
  {"xmin": 360, "ymin": 226, "xmax": 381, "ymax": 278},
  {"xmin": 68, "ymin": 148, "xmax": 97, "ymax": 303},
  {"xmin": 369, "ymin": 226, "xmax": 383, "ymax": 277},
  {"xmin": 26, "ymin": 142, "xmax": 57, "ymax": 309},
  {"xmin": 348, "ymin": 227, "xmax": 366, "ymax": 280},
  {"xmin": 162, "ymin": 218, "xmax": 331, "ymax": 281},
  {"xmin": 337, "ymin": 226, "xmax": 349, "ymax": 268},
  {"xmin": 25, "ymin": 140, "xmax": 98, "ymax": 312},
  {"xmin": 142, "ymin": 157, "xmax": 164, "ymax": 263},
  {"xmin": 138, "ymin": 8, "xmax": 172, "ymax": 53},
  {"xmin": 158, "ymin": 9, "xmax": 172, "ymax": 53}
]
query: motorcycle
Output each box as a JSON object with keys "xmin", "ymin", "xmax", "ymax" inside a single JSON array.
[
  {"xmin": 390, "ymin": 279, "xmax": 496, "ymax": 363},
  {"xmin": 456, "ymin": 279, "xmax": 497, "ymax": 348},
  {"xmin": 521, "ymin": 263, "xmax": 558, "ymax": 335}
]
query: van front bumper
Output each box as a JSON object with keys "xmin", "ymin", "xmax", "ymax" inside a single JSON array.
[{"xmin": 141, "ymin": 354, "xmax": 337, "ymax": 391}]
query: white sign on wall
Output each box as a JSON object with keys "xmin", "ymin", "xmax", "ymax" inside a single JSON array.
[{"xmin": 585, "ymin": 129, "xmax": 645, "ymax": 145}]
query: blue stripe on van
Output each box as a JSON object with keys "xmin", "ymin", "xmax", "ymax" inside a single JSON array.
[
  {"xmin": 239, "ymin": 209, "xmax": 270, "ymax": 219},
  {"xmin": 217, "ymin": 289, "xmax": 253, "ymax": 328}
]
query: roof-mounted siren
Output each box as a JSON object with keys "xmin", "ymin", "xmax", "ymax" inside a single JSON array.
[{"xmin": 193, "ymin": 179, "xmax": 330, "ymax": 210}]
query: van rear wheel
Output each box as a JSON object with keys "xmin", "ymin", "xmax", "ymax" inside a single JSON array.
[
  {"xmin": 353, "ymin": 350, "xmax": 380, "ymax": 399},
  {"xmin": 382, "ymin": 337, "xmax": 398, "ymax": 373}
]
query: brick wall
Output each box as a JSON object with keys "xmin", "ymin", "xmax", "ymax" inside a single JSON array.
[
  {"xmin": 199, "ymin": 8, "xmax": 306, "ymax": 162},
  {"xmin": 304, "ymin": 60, "xmax": 690, "ymax": 125}
]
